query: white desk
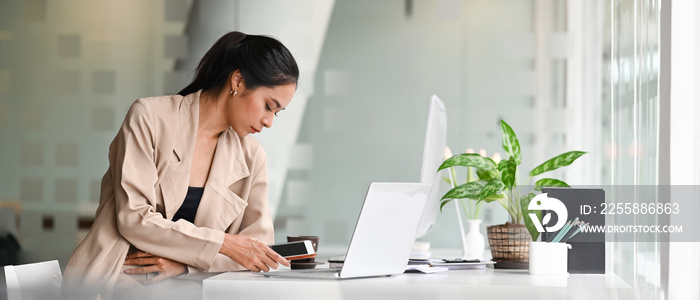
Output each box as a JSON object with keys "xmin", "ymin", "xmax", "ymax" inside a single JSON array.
[{"xmin": 202, "ymin": 265, "xmax": 633, "ymax": 300}]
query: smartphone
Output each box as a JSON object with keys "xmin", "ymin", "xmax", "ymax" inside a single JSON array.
[{"xmin": 268, "ymin": 240, "xmax": 316, "ymax": 260}]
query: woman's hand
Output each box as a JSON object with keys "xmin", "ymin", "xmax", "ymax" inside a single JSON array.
[
  {"xmin": 123, "ymin": 251, "xmax": 187, "ymax": 284},
  {"xmin": 219, "ymin": 234, "xmax": 290, "ymax": 272}
]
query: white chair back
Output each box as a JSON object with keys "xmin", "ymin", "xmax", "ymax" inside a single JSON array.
[{"xmin": 4, "ymin": 260, "xmax": 62, "ymax": 300}]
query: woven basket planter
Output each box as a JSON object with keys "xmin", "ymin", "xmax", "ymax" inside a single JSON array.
[{"xmin": 487, "ymin": 223, "xmax": 530, "ymax": 269}]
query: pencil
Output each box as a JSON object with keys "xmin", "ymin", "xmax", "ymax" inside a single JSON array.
[
  {"xmin": 564, "ymin": 222, "xmax": 588, "ymax": 242},
  {"xmin": 553, "ymin": 222, "xmax": 573, "ymax": 243},
  {"xmin": 556, "ymin": 218, "xmax": 579, "ymax": 243},
  {"xmin": 547, "ymin": 220, "xmax": 567, "ymax": 242},
  {"xmin": 546, "ymin": 229, "xmax": 558, "ymax": 242},
  {"xmin": 560, "ymin": 220, "xmax": 581, "ymax": 243},
  {"xmin": 551, "ymin": 221, "xmax": 571, "ymax": 243}
]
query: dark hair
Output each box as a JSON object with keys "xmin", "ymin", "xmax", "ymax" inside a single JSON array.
[{"xmin": 178, "ymin": 31, "xmax": 299, "ymax": 96}]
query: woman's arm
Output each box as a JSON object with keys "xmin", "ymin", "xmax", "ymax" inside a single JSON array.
[
  {"xmin": 216, "ymin": 149, "xmax": 289, "ymax": 271},
  {"xmin": 111, "ymin": 99, "xmax": 224, "ymax": 270},
  {"xmin": 218, "ymin": 234, "xmax": 289, "ymax": 272},
  {"xmin": 115, "ymin": 100, "xmax": 286, "ymax": 275},
  {"xmin": 184, "ymin": 148, "xmax": 289, "ymax": 275},
  {"xmin": 122, "ymin": 251, "xmax": 187, "ymax": 284}
]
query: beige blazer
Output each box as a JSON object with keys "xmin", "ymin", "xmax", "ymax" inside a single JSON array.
[{"xmin": 63, "ymin": 91, "xmax": 273, "ymax": 288}]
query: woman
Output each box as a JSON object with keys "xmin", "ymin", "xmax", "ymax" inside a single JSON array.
[{"xmin": 64, "ymin": 31, "xmax": 297, "ymax": 288}]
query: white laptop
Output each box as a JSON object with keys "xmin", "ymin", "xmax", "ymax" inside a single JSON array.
[{"xmin": 261, "ymin": 182, "xmax": 430, "ymax": 279}]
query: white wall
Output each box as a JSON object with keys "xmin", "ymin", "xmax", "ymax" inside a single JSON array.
[
  {"xmin": 0, "ymin": 0, "xmax": 193, "ymax": 267},
  {"xmin": 668, "ymin": 0, "xmax": 700, "ymax": 298}
]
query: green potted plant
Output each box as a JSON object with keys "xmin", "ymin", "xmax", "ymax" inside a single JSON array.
[
  {"xmin": 438, "ymin": 120, "xmax": 586, "ymax": 268},
  {"xmin": 442, "ymin": 147, "xmax": 502, "ymax": 260}
]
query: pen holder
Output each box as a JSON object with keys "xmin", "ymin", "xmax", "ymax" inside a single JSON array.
[{"xmin": 528, "ymin": 242, "xmax": 572, "ymax": 275}]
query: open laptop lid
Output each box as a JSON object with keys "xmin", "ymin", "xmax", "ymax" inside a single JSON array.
[{"xmin": 339, "ymin": 182, "xmax": 430, "ymax": 278}]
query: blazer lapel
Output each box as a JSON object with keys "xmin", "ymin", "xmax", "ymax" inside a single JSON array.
[
  {"xmin": 163, "ymin": 92, "xmax": 199, "ymax": 220},
  {"xmin": 157, "ymin": 90, "xmax": 252, "ymax": 226},
  {"xmin": 170, "ymin": 91, "xmax": 199, "ymax": 172},
  {"xmin": 194, "ymin": 129, "xmax": 251, "ymax": 229}
]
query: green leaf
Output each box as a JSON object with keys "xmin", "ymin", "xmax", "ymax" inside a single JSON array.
[
  {"xmin": 438, "ymin": 154, "xmax": 497, "ymax": 172},
  {"xmin": 534, "ymin": 178, "xmax": 570, "ymax": 191},
  {"xmin": 520, "ymin": 193, "xmax": 541, "ymax": 241},
  {"xmin": 529, "ymin": 151, "xmax": 587, "ymax": 177},
  {"xmin": 441, "ymin": 180, "xmax": 487, "ymax": 200},
  {"xmin": 479, "ymin": 193, "xmax": 503, "ymax": 204},
  {"xmin": 478, "ymin": 178, "xmax": 505, "ymax": 200},
  {"xmin": 482, "ymin": 193, "xmax": 504, "ymax": 201},
  {"xmin": 440, "ymin": 188, "xmax": 502, "ymax": 212},
  {"xmin": 497, "ymin": 157, "xmax": 517, "ymax": 188},
  {"xmin": 440, "ymin": 199, "xmax": 452, "ymax": 212},
  {"xmin": 500, "ymin": 120, "xmax": 522, "ymax": 165},
  {"xmin": 476, "ymin": 168, "xmax": 499, "ymax": 181}
]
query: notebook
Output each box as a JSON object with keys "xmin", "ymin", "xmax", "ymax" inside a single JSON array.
[{"xmin": 261, "ymin": 182, "xmax": 430, "ymax": 279}]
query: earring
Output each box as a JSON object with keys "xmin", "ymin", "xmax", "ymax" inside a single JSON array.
[
  {"xmin": 229, "ymin": 90, "xmax": 233, "ymax": 95},
  {"xmin": 233, "ymin": 89, "xmax": 238, "ymax": 97}
]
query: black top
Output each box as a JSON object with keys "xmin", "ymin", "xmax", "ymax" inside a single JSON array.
[{"xmin": 172, "ymin": 187, "xmax": 204, "ymax": 223}]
